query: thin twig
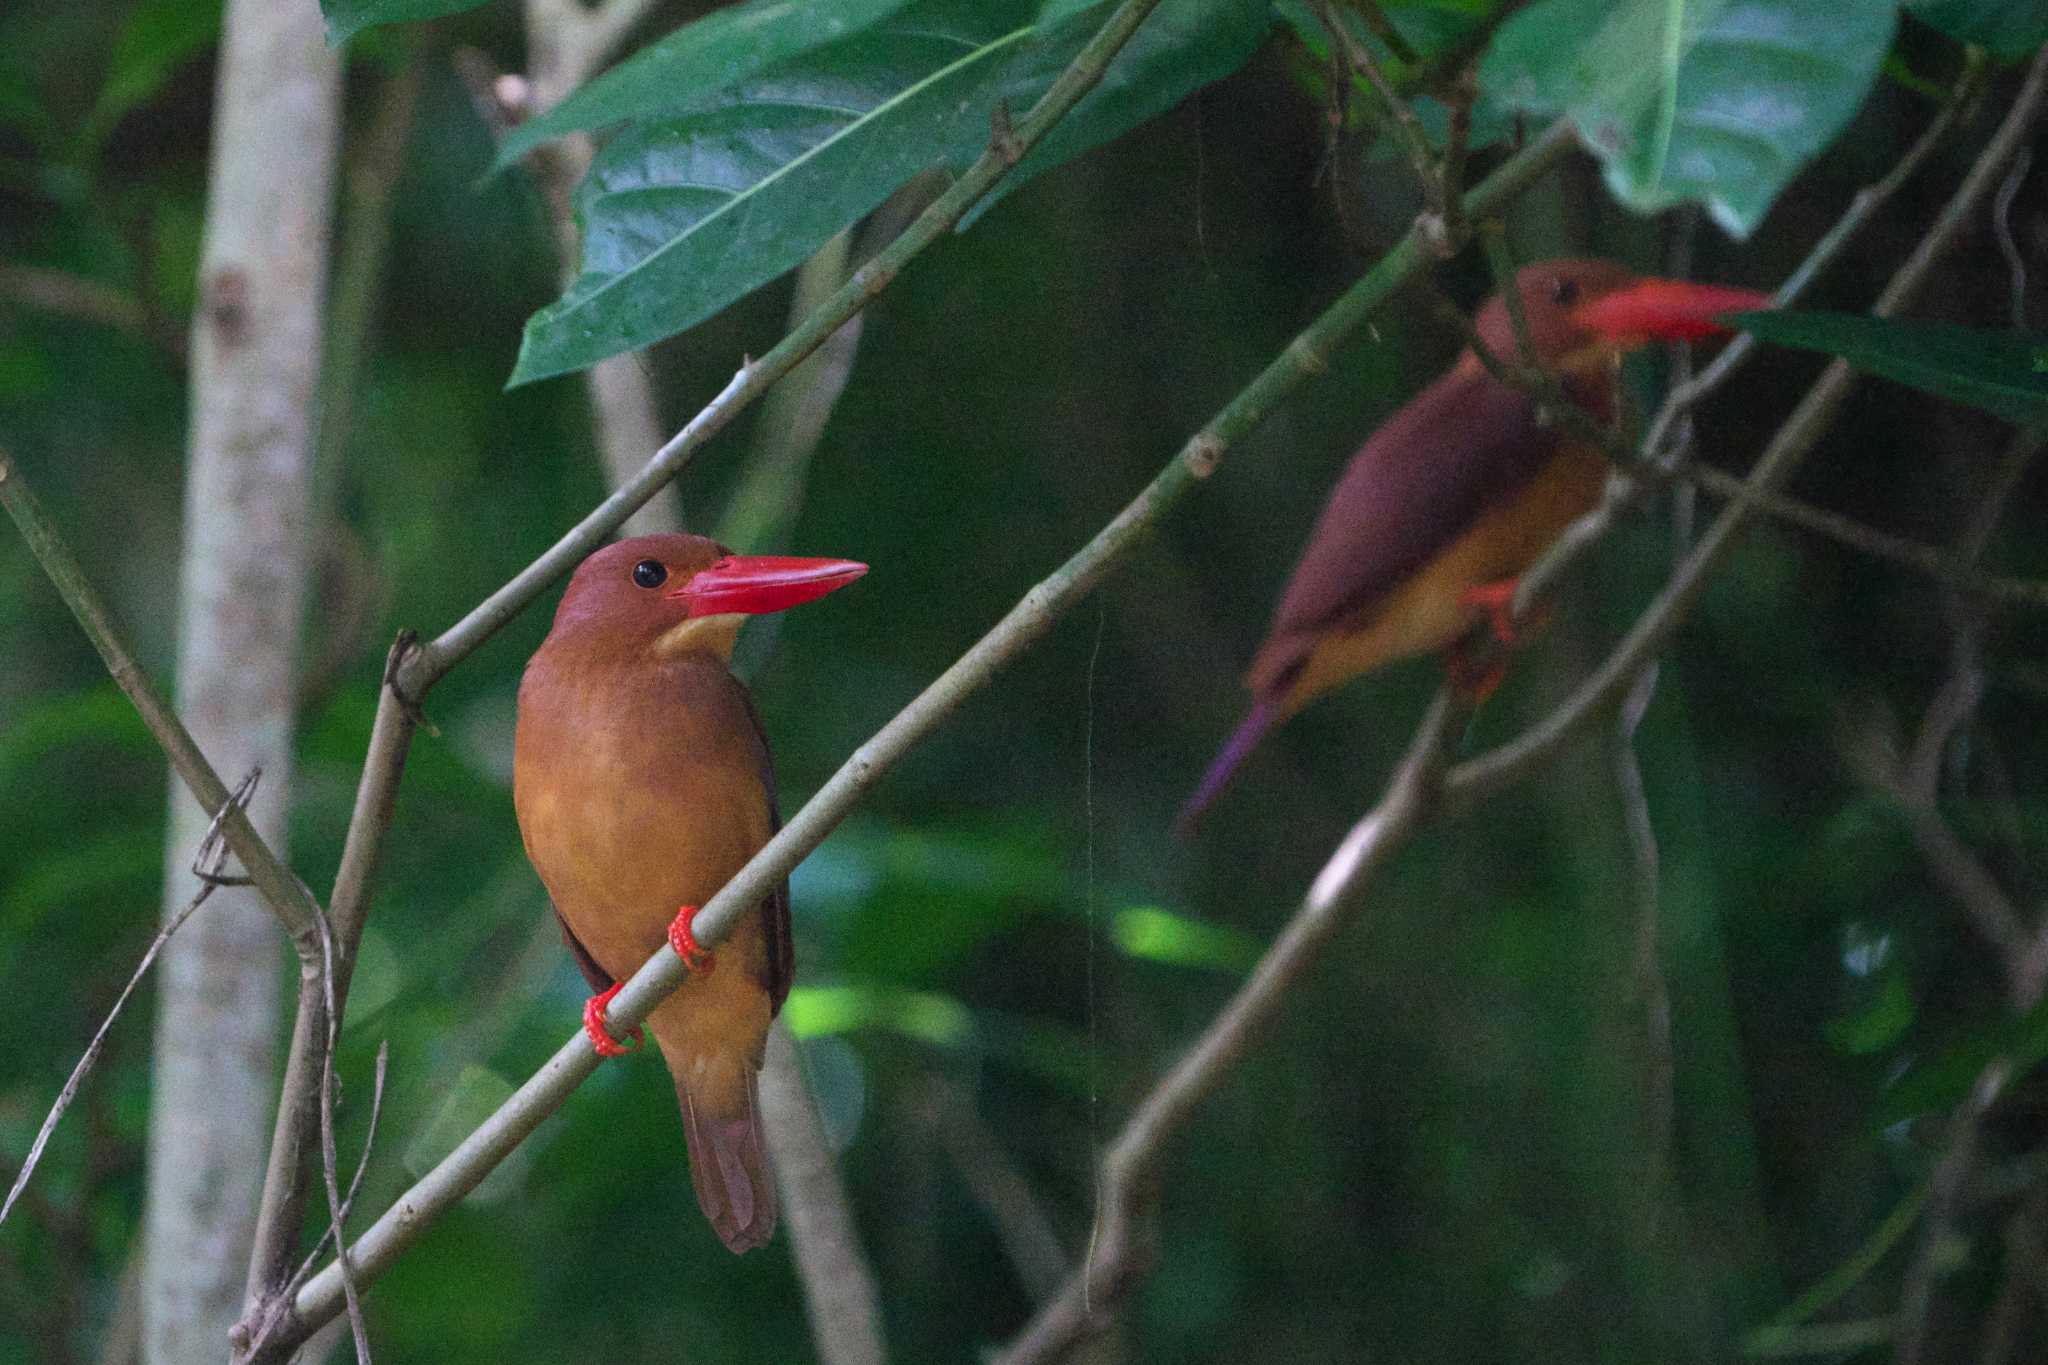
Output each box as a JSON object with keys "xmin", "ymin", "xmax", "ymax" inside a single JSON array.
[
  {"xmin": 0, "ymin": 771, "xmax": 258, "ymax": 1228},
  {"xmin": 924, "ymin": 1075, "xmax": 1070, "ymax": 1303},
  {"xmin": 1479, "ymin": 220, "xmax": 1537, "ymax": 362},
  {"xmin": 0, "ymin": 453, "xmax": 324, "ymax": 946},
  {"xmin": 394, "ymin": 0, "xmax": 1204, "ymax": 699},
  {"xmin": 1679, "ymin": 459, "xmax": 2048, "ymax": 612},
  {"xmin": 273, "ymin": 122, "xmax": 1578, "ymax": 1354},
  {"xmin": 1313, "ymin": 0, "xmax": 1451, "ymax": 250},
  {"xmin": 314, "ymin": 912, "xmax": 370, "ymax": 1362},
  {"xmin": 1638, "ymin": 52, "xmax": 1986, "ymax": 466},
  {"xmin": 1896, "ymin": 1059, "xmax": 2011, "ymax": 1365},
  {"xmin": 0, "ymin": 264, "xmax": 182, "ymax": 359},
  {"xmin": 1993, "ymin": 148, "xmax": 2031, "ymax": 330},
  {"xmin": 998, "ymin": 694, "xmax": 1470, "ymax": 1363},
  {"xmin": 1613, "ymin": 662, "xmax": 1674, "ymax": 1172},
  {"xmin": 758, "ymin": 1025, "xmax": 884, "ymax": 1365},
  {"xmin": 1445, "ymin": 45, "xmax": 2048, "ymax": 810},
  {"xmin": 1343, "ymin": 0, "xmax": 1416, "ymax": 67}
]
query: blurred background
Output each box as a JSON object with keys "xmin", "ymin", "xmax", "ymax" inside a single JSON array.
[{"xmin": 3, "ymin": 2, "xmax": 2046, "ymax": 1361}]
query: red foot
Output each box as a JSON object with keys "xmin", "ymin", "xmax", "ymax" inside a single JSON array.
[
  {"xmin": 1447, "ymin": 643, "xmax": 1507, "ymax": 704},
  {"xmin": 1458, "ymin": 579, "xmax": 1526, "ymax": 647},
  {"xmin": 669, "ymin": 905, "xmax": 716, "ymax": 975},
  {"xmin": 583, "ymin": 983, "xmax": 644, "ymax": 1058}
]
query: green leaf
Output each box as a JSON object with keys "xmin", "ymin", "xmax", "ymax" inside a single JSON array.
[
  {"xmin": 1879, "ymin": 993, "xmax": 2048, "ymax": 1126},
  {"xmin": 494, "ymin": 0, "xmax": 919, "ymax": 171},
  {"xmin": 510, "ymin": 0, "xmax": 1271, "ymax": 385},
  {"xmin": 1907, "ymin": 0, "xmax": 2048, "ymax": 58},
  {"xmin": 78, "ymin": 0, "xmax": 222, "ymax": 153},
  {"xmin": 404, "ymin": 1063, "xmax": 525, "ymax": 1201},
  {"xmin": 783, "ymin": 985, "xmax": 974, "ymax": 1045},
  {"xmin": 1112, "ymin": 905, "xmax": 1262, "ymax": 970},
  {"xmin": 322, "ymin": 0, "xmax": 481, "ymax": 44},
  {"xmin": 1479, "ymin": 0, "xmax": 1896, "ymax": 237},
  {"xmin": 961, "ymin": 0, "xmax": 1272, "ymax": 227},
  {"xmin": 1731, "ymin": 311, "xmax": 2048, "ymax": 423},
  {"xmin": 1822, "ymin": 969, "xmax": 1915, "ymax": 1055}
]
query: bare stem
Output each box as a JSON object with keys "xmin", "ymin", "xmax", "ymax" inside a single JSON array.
[
  {"xmin": 0, "ymin": 453, "xmax": 323, "ymax": 948},
  {"xmin": 275, "ymin": 120, "xmax": 1577, "ymax": 1352},
  {"xmin": 1445, "ymin": 45, "xmax": 2048, "ymax": 809},
  {"xmin": 996, "ymin": 694, "xmax": 1470, "ymax": 1363}
]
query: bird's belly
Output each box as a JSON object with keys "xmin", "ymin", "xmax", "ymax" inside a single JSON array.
[
  {"xmin": 516, "ymin": 744, "xmax": 769, "ymax": 983},
  {"xmin": 1287, "ymin": 441, "xmax": 1608, "ymax": 708}
]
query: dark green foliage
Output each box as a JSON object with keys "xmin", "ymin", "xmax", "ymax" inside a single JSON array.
[
  {"xmin": 509, "ymin": 0, "xmax": 1274, "ymax": 384},
  {"xmin": 1733, "ymin": 310, "xmax": 2048, "ymax": 423},
  {"xmin": 4, "ymin": 1, "xmax": 2048, "ymax": 1363}
]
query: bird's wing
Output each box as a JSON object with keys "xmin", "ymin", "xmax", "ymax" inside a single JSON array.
[
  {"xmin": 738, "ymin": 685, "xmax": 795, "ymax": 1015},
  {"xmin": 555, "ymin": 906, "xmax": 615, "ymax": 993},
  {"xmin": 1249, "ymin": 357, "xmax": 1558, "ymax": 696}
]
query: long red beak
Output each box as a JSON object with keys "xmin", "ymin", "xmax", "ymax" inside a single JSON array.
[
  {"xmin": 671, "ymin": 555, "xmax": 868, "ymax": 617},
  {"xmin": 1573, "ymin": 279, "xmax": 1773, "ymax": 343}
]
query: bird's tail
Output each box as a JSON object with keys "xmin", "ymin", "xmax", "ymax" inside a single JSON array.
[
  {"xmin": 678, "ymin": 1064, "xmax": 778, "ymax": 1254},
  {"xmin": 1176, "ymin": 698, "xmax": 1281, "ymax": 837}
]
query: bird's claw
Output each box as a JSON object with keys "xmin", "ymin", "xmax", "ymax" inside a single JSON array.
[
  {"xmin": 583, "ymin": 983, "xmax": 644, "ymax": 1057},
  {"xmin": 669, "ymin": 905, "xmax": 716, "ymax": 974},
  {"xmin": 1446, "ymin": 643, "xmax": 1507, "ymax": 704},
  {"xmin": 1458, "ymin": 578, "xmax": 1527, "ymax": 647}
]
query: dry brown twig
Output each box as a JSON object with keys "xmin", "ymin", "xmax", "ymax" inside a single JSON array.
[
  {"xmin": 998, "ymin": 46, "xmax": 2048, "ymax": 1365},
  {"xmin": 0, "ymin": 771, "xmax": 259, "ymax": 1229},
  {"xmin": 268, "ymin": 118, "xmax": 1578, "ymax": 1357}
]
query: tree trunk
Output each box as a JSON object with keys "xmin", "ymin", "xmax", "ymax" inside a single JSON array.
[{"xmin": 139, "ymin": 2, "xmax": 339, "ymax": 1361}]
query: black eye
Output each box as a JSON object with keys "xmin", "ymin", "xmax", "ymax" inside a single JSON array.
[
  {"xmin": 1549, "ymin": 276, "xmax": 1580, "ymax": 305},
  {"xmin": 631, "ymin": 559, "xmax": 668, "ymax": 589}
]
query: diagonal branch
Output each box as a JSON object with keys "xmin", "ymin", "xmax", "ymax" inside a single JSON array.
[
  {"xmin": 235, "ymin": 5, "xmax": 1209, "ymax": 1353},
  {"xmin": 1445, "ymin": 45, "xmax": 2048, "ymax": 808},
  {"xmin": 999, "ymin": 49, "xmax": 2045, "ymax": 1365},
  {"xmin": 0, "ymin": 453, "xmax": 324, "ymax": 950},
  {"xmin": 270, "ymin": 120, "xmax": 1578, "ymax": 1354},
  {"xmin": 997, "ymin": 693, "xmax": 1470, "ymax": 1364},
  {"xmin": 0, "ymin": 771, "xmax": 260, "ymax": 1229}
]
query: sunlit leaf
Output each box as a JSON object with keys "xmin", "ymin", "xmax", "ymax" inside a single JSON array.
[
  {"xmin": 1112, "ymin": 904, "xmax": 1261, "ymax": 970},
  {"xmin": 493, "ymin": 0, "xmax": 918, "ymax": 170},
  {"xmin": 783, "ymin": 984, "xmax": 975, "ymax": 1045},
  {"xmin": 1732, "ymin": 310, "xmax": 2048, "ymax": 423},
  {"xmin": 1480, "ymin": 0, "xmax": 1896, "ymax": 236}
]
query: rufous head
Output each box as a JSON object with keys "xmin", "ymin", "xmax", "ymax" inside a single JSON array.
[
  {"xmin": 548, "ymin": 533, "xmax": 867, "ymax": 659},
  {"xmin": 1473, "ymin": 258, "xmax": 1771, "ymax": 363}
]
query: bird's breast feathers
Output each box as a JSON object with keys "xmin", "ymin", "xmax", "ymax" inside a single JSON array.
[{"xmin": 514, "ymin": 649, "xmax": 772, "ymax": 961}]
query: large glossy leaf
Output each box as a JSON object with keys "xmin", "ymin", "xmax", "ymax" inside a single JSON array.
[
  {"xmin": 1907, "ymin": 0, "xmax": 2048, "ymax": 58},
  {"xmin": 510, "ymin": 0, "xmax": 1270, "ymax": 385},
  {"xmin": 1732, "ymin": 310, "xmax": 2048, "ymax": 423},
  {"xmin": 1480, "ymin": 0, "xmax": 1896, "ymax": 237},
  {"xmin": 323, "ymin": 0, "xmax": 482, "ymax": 44},
  {"xmin": 962, "ymin": 0, "xmax": 1272, "ymax": 226},
  {"xmin": 494, "ymin": 0, "xmax": 918, "ymax": 170}
]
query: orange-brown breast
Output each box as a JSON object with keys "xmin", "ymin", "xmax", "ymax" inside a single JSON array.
[
  {"xmin": 1273, "ymin": 436, "xmax": 1609, "ymax": 717},
  {"xmin": 513, "ymin": 639, "xmax": 780, "ymax": 1114}
]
